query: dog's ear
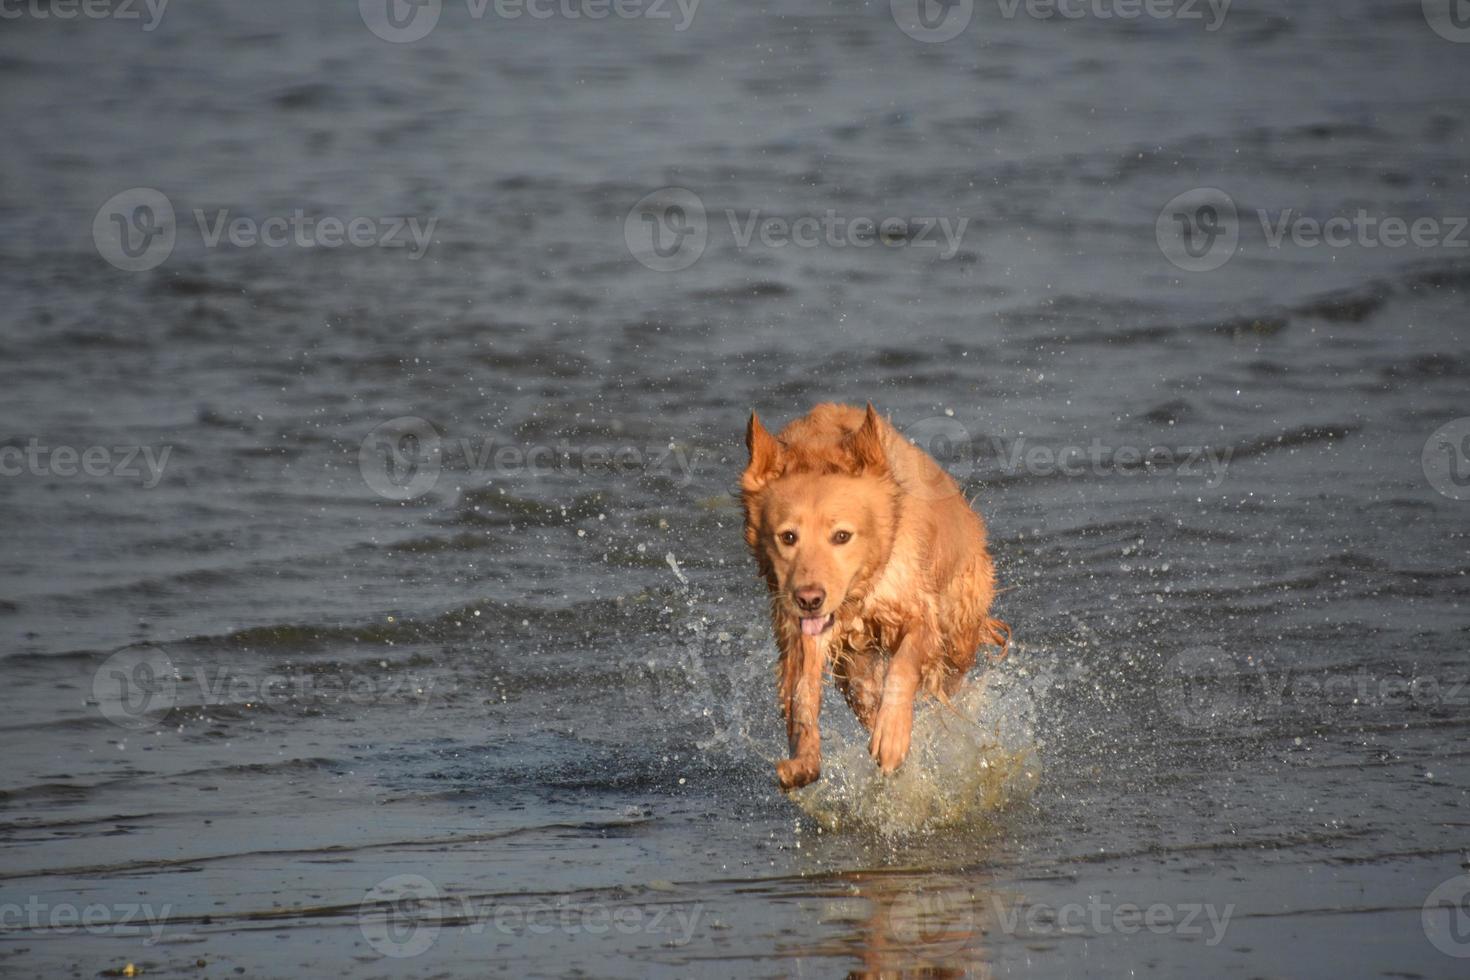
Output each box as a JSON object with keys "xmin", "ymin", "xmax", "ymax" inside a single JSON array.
[
  {"xmin": 849, "ymin": 403, "xmax": 889, "ymax": 476},
  {"xmin": 743, "ymin": 412, "xmax": 784, "ymax": 491}
]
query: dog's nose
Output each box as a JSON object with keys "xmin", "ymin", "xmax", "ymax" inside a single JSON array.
[{"xmin": 793, "ymin": 587, "xmax": 825, "ymax": 613}]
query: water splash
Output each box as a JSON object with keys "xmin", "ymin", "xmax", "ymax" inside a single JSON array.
[{"xmin": 788, "ymin": 672, "xmax": 1040, "ymax": 837}]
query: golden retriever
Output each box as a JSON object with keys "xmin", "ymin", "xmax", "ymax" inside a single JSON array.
[{"xmin": 740, "ymin": 403, "xmax": 1008, "ymax": 790}]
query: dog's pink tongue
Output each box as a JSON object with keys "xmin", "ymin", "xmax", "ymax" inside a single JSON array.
[{"xmin": 800, "ymin": 615, "xmax": 828, "ymax": 637}]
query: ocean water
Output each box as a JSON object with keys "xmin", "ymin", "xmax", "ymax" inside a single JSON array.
[{"xmin": 1, "ymin": 0, "xmax": 1468, "ymax": 976}]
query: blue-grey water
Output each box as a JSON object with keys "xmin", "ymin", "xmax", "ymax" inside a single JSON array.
[{"xmin": 1, "ymin": 0, "xmax": 1469, "ymax": 976}]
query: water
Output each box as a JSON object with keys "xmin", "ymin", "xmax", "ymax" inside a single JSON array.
[{"xmin": 1, "ymin": 0, "xmax": 1468, "ymax": 976}]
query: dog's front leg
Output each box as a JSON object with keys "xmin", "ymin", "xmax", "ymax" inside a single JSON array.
[
  {"xmin": 868, "ymin": 628, "xmax": 932, "ymax": 773},
  {"xmin": 776, "ymin": 631, "xmax": 825, "ymax": 790}
]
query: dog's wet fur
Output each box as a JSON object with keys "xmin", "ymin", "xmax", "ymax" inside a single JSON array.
[{"xmin": 741, "ymin": 403, "xmax": 1008, "ymax": 790}]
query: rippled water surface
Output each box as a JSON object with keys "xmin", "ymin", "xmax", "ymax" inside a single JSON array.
[{"xmin": 1, "ymin": 1, "xmax": 1468, "ymax": 976}]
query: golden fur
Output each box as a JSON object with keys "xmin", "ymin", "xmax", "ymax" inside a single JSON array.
[{"xmin": 741, "ymin": 403, "xmax": 1008, "ymax": 790}]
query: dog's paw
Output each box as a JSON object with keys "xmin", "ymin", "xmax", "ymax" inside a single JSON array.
[
  {"xmin": 776, "ymin": 756, "xmax": 820, "ymax": 790},
  {"xmin": 868, "ymin": 702, "xmax": 913, "ymax": 774}
]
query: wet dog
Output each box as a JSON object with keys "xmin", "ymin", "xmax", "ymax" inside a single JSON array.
[{"xmin": 740, "ymin": 403, "xmax": 1008, "ymax": 790}]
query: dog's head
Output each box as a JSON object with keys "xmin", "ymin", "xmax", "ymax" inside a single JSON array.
[{"xmin": 740, "ymin": 405, "xmax": 898, "ymax": 636}]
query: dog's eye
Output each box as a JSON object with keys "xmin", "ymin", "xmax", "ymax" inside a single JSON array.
[
  {"xmin": 831, "ymin": 530, "xmax": 852, "ymax": 545},
  {"xmin": 779, "ymin": 530, "xmax": 798, "ymax": 546}
]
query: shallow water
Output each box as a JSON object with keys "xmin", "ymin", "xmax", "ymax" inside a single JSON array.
[{"xmin": 1, "ymin": 0, "xmax": 1469, "ymax": 976}]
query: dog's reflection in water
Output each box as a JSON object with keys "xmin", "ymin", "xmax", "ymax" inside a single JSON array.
[{"xmin": 803, "ymin": 873, "xmax": 999, "ymax": 979}]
